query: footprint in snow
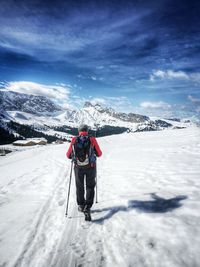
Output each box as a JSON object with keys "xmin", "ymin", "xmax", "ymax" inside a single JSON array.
[
  {"xmin": 148, "ymin": 240, "xmax": 156, "ymax": 249},
  {"xmin": 58, "ymin": 200, "xmax": 65, "ymax": 206}
]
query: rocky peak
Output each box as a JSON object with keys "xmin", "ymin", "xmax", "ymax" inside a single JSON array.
[
  {"xmin": 83, "ymin": 101, "xmax": 93, "ymax": 108},
  {"xmin": 82, "ymin": 101, "xmax": 150, "ymax": 123},
  {"xmin": 83, "ymin": 101, "xmax": 103, "ymax": 109}
]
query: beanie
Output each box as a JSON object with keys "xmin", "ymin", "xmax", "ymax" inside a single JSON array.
[{"xmin": 78, "ymin": 124, "xmax": 89, "ymax": 132}]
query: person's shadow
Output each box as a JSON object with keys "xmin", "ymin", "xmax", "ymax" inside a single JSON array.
[{"xmin": 92, "ymin": 193, "xmax": 187, "ymax": 224}]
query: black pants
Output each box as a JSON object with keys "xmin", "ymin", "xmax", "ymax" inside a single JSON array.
[{"xmin": 74, "ymin": 166, "xmax": 96, "ymax": 208}]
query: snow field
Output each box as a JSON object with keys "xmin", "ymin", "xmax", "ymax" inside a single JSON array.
[
  {"xmin": 0, "ymin": 127, "xmax": 200, "ymax": 267},
  {"xmin": 100, "ymin": 128, "xmax": 200, "ymax": 267},
  {"xmin": 54, "ymin": 127, "xmax": 200, "ymax": 267},
  {"xmin": 0, "ymin": 145, "xmax": 71, "ymax": 267}
]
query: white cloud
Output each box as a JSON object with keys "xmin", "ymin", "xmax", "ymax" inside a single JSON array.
[
  {"xmin": 150, "ymin": 69, "xmax": 200, "ymax": 83},
  {"xmin": 150, "ymin": 70, "xmax": 166, "ymax": 80},
  {"xmin": 4, "ymin": 81, "xmax": 70, "ymax": 102},
  {"xmin": 89, "ymin": 97, "xmax": 107, "ymax": 106},
  {"xmin": 196, "ymin": 106, "xmax": 200, "ymax": 113},
  {"xmin": 140, "ymin": 101, "xmax": 171, "ymax": 110},
  {"xmin": 96, "ymin": 66, "xmax": 104, "ymax": 70},
  {"xmin": 188, "ymin": 95, "xmax": 200, "ymax": 103},
  {"xmin": 191, "ymin": 73, "xmax": 200, "ymax": 83},
  {"xmin": 90, "ymin": 75, "xmax": 104, "ymax": 81},
  {"xmin": 167, "ymin": 70, "xmax": 188, "ymax": 79}
]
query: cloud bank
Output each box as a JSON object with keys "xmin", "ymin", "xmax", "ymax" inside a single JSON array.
[
  {"xmin": 3, "ymin": 81, "xmax": 71, "ymax": 106},
  {"xmin": 188, "ymin": 95, "xmax": 200, "ymax": 103},
  {"xmin": 140, "ymin": 101, "xmax": 172, "ymax": 110},
  {"xmin": 150, "ymin": 70, "xmax": 200, "ymax": 83}
]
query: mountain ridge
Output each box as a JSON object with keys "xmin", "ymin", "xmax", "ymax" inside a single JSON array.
[
  {"xmin": 0, "ymin": 90, "xmax": 190, "ymax": 144},
  {"xmin": 0, "ymin": 90, "xmax": 62, "ymax": 115}
]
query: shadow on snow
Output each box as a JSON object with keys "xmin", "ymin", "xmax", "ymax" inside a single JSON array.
[{"xmin": 92, "ymin": 193, "xmax": 187, "ymax": 224}]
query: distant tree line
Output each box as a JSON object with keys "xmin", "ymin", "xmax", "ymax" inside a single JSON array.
[
  {"xmin": 32, "ymin": 124, "xmax": 129, "ymax": 138},
  {"xmin": 0, "ymin": 121, "xmax": 129, "ymax": 145},
  {"xmin": 90, "ymin": 125, "xmax": 129, "ymax": 137},
  {"xmin": 9, "ymin": 121, "xmax": 60, "ymax": 143},
  {"xmin": 50, "ymin": 125, "xmax": 128, "ymax": 137}
]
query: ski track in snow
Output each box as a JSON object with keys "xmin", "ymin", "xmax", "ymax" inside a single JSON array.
[
  {"xmin": 0, "ymin": 127, "xmax": 200, "ymax": 267},
  {"xmin": 0, "ymin": 145, "xmax": 71, "ymax": 267}
]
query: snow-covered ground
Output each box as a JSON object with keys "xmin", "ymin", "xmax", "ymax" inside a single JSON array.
[{"xmin": 0, "ymin": 127, "xmax": 200, "ymax": 267}]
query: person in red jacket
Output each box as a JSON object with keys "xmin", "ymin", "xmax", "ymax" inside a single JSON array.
[{"xmin": 66, "ymin": 124, "xmax": 102, "ymax": 214}]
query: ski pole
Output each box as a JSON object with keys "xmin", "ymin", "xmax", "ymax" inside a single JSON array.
[
  {"xmin": 94, "ymin": 127, "xmax": 99, "ymax": 204},
  {"xmin": 65, "ymin": 160, "xmax": 73, "ymax": 217},
  {"xmin": 95, "ymin": 164, "xmax": 98, "ymax": 203}
]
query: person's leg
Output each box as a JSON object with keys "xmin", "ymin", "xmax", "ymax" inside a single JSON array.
[
  {"xmin": 85, "ymin": 167, "xmax": 96, "ymax": 209},
  {"xmin": 74, "ymin": 167, "xmax": 85, "ymax": 207}
]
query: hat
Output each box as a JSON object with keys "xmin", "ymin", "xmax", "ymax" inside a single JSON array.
[{"xmin": 78, "ymin": 124, "xmax": 89, "ymax": 132}]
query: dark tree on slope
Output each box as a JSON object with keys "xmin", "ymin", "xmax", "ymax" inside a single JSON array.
[
  {"xmin": 51, "ymin": 125, "xmax": 78, "ymax": 136},
  {"xmin": 7, "ymin": 121, "xmax": 57, "ymax": 143},
  {"xmin": 0, "ymin": 127, "xmax": 19, "ymax": 145},
  {"xmin": 90, "ymin": 125, "xmax": 128, "ymax": 137}
]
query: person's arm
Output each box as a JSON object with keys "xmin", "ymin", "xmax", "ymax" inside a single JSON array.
[
  {"xmin": 66, "ymin": 137, "xmax": 76, "ymax": 159},
  {"xmin": 90, "ymin": 137, "xmax": 102, "ymax": 157}
]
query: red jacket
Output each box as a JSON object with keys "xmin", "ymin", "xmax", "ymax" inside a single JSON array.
[{"xmin": 66, "ymin": 131, "xmax": 102, "ymax": 159}]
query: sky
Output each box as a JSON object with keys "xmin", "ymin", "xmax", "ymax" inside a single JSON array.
[{"xmin": 0, "ymin": 0, "xmax": 200, "ymax": 118}]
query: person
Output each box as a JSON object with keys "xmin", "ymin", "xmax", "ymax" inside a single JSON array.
[{"xmin": 66, "ymin": 124, "xmax": 102, "ymax": 214}]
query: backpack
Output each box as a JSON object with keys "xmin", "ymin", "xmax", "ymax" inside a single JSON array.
[{"xmin": 73, "ymin": 136, "xmax": 92, "ymax": 166}]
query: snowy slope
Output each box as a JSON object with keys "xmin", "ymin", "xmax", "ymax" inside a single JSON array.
[
  {"xmin": 0, "ymin": 90, "xmax": 62, "ymax": 115},
  {"xmin": 0, "ymin": 127, "xmax": 200, "ymax": 267}
]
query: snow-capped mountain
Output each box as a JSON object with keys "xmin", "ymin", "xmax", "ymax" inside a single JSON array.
[
  {"xmin": 0, "ymin": 90, "xmax": 62, "ymax": 115},
  {"xmin": 1, "ymin": 91, "xmax": 150, "ymax": 129},
  {"xmin": 54, "ymin": 102, "xmax": 185, "ymax": 132},
  {"xmin": 57, "ymin": 102, "xmax": 149, "ymax": 129},
  {"xmin": 0, "ymin": 90, "xmax": 190, "ymax": 144},
  {"xmin": 83, "ymin": 101, "xmax": 149, "ymax": 123}
]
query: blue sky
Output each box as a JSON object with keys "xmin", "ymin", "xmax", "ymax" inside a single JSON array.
[{"xmin": 0, "ymin": 0, "xmax": 200, "ymax": 118}]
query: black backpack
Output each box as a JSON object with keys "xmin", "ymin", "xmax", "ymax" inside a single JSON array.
[{"xmin": 73, "ymin": 136, "xmax": 91, "ymax": 166}]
